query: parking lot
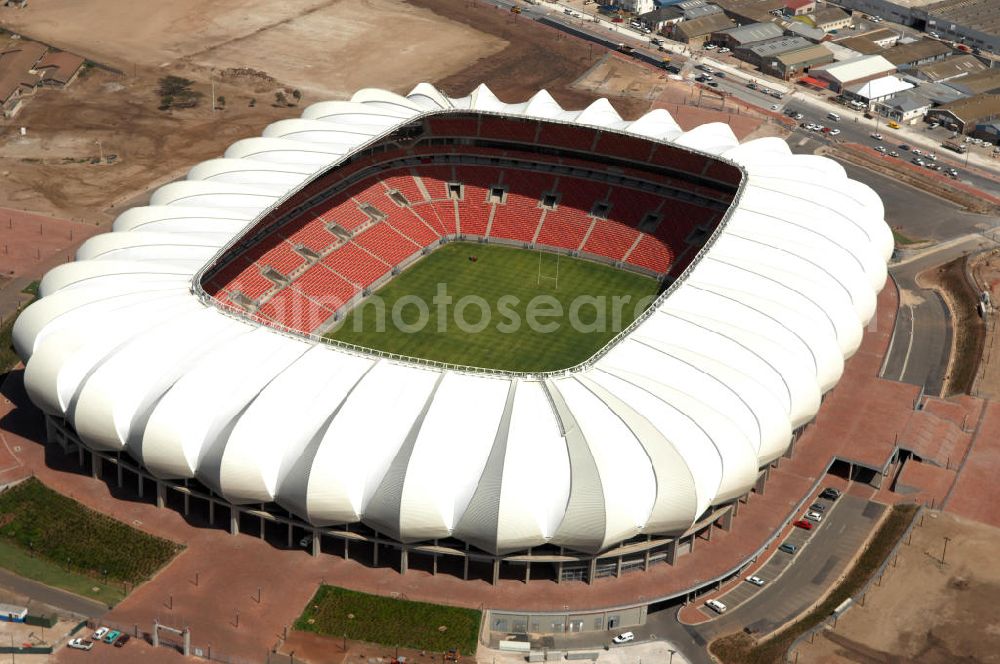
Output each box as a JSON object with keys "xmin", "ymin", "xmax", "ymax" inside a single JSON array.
[{"xmin": 695, "ymin": 494, "xmax": 885, "ymax": 637}]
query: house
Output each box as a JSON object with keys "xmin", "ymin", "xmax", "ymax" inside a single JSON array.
[
  {"xmin": 670, "ymin": 12, "xmax": 736, "ymax": 44},
  {"xmin": 833, "ymin": 35, "xmax": 883, "ymax": 55},
  {"xmin": 812, "ymin": 6, "xmax": 852, "ymax": 32},
  {"xmin": 0, "ymin": 40, "xmax": 46, "ymax": 117},
  {"xmin": 780, "ymin": 19, "xmax": 828, "ymax": 43},
  {"xmin": 809, "ymin": 54, "xmax": 896, "ymax": 91},
  {"xmin": 942, "ymin": 69, "xmax": 1000, "ymax": 96},
  {"xmin": 712, "ymin": 21, "xmax": 785, "ymax": 49},
  {"xmin": 764, "ymin": 43, "xmax": 835, "ymax": 79},
  {"xmin": 735, "ymin": 35, "xmax": 813, "ymax": 67},
  {"xmin": 34, "ymin": 51, "xmax": 85, "ymax": 87},
  {"xmin": 843, "ymin": 74, "xmax": 914, "ymax": 109},
  {"xmin": 883, "ymin": 82, "xmax": 966, "ymax": 123},
  {"xmin": 638, "ymin": 6, "xmax": 687, "ymax": 31},
  {"xmin": 914, "ymin": 54, "xmax": 987, "ymax": 83},
  {"xmin": 848, "ymin": 27, "xmax": 901, "ymax": 48},
  {"xmin": 784, "ymin": 0, "xmax": 815, "ymax": 16},
  {"xmin": 619, "ymin": 0, "xmax": 657, "ymax": 15},
  {"xmin": 882, "ymin": 39, "xmax": 952, "ymax": 69},
  {"xmin": 714, "ymin": 0, "xmax": 787, "ymax": 24},
  {"xmin": 927, "ymin": 94, "xmax": 1000, "ymax": 134}
]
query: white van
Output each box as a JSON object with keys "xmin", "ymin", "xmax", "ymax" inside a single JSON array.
[
  {"xmin": 705, "ymin": 599, "xmax": 728, "ymax": 614},
  {"xmin": 827, "ymin": 112, "xmax": 841, "ymax": 122}
]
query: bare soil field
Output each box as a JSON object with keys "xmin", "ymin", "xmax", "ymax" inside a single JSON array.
[
  {"xmin": 970, "ymin": 249, "xmax": 1000, "ymax": 399},
  {"xmin": 795, "ymin": 510, "xmax": 1000, "ymax": 664}
]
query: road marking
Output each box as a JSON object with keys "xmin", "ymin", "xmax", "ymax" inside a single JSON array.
[
  {"xmin": 797, "ymin": 138, "xmax": 809, "ymax": 147},
  {"xmin": 899, "ymin": 304, "xmax": 916, "ymax": 380}
]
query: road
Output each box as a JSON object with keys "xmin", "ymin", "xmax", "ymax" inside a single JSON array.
[
  {"xmin": 692, "ymin": 495, "xmax": 884, "ymax": 639},
  {"xmin": 0, "ymin": 566, "xmax": 108, "ymax": 619}
]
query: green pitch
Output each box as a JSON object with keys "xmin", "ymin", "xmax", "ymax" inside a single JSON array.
[{"xmin": 328, "ymin": 242, "xmax": 661, "ymax": 372}]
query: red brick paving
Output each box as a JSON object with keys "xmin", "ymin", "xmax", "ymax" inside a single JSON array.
[
  {"xmin": 2, "ymin": 276, "xmax": 1000, "ymax": 661},
  {"xmin": 0, "ymin": 207, "xmax": 98, "ymax": 281},
  {"xmin": 943, "ymin": 401, "xmax": 1000, "ymax": 527}
]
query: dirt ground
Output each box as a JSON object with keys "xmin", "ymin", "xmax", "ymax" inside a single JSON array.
[
  {"xmin": 794, "ymin": 510, "xmax": 1000, "ymax": 664},
  {"xmin": 970, "ymin": 249, "xmax": 1000, "ymax": 399}
]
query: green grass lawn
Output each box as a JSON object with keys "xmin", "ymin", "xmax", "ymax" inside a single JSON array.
[
  {"xmin": 329, "ymin": 242, "xmax": 660, "ymax": 372},
  {"xmin": 0, "ymin": 539, "xmax": 125, "ymax": 607},
  {"xmin": 0, "ymin": 478, "xmax": 183, "ymax": 591},
  {"xmin": 295, "ymin": 585, "xmax": 480, "ymax": 654}
]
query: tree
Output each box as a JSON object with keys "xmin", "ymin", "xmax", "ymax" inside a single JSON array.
[
  {"xmin": 292, "ymin": 89, "xmax": 302, "ymax": 104},
  {"xmin": 156, "ymin": 75, "xmax": 202, "ymax": 110},
  {"xmin": 275, "ymin": 90, "xmax": 288, "ymax": 107},
  {"xmin": 217, "ymin": 95, "xmax": 226, "ymax": 109},
  {"xmin": 249, "ymin": 97, "xmax": 256, "ymax": 108}
]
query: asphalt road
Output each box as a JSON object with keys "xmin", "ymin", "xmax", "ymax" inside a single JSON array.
[
  {"xmin": 692, "ymin": 495, "xmax": 884, "ymax": 639},
  {"xmin": 0, "ymin": 566, "xmax": 108, "ymax": 619}
]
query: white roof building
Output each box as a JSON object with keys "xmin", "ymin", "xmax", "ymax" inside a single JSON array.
[
  {"xmin": 812, "ymin": 55, "xmax": 897, "ymax": 90},
  {"xmin": 12, "ymin": 83, "xmax": 891, "ymax": 560},
  {"xmin": 846, "ymin": 74, "xmax": 915, "ymax": 103}
]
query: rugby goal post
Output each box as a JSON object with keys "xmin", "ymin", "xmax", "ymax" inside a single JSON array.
[{"xmin": 536, "ymin": 250, "xmax": 560, "ymax": 291}]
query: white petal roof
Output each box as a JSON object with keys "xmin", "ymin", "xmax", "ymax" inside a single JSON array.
[{"xmin": 12, "ymin": 84, "xmax": 890, "ymax": 556}]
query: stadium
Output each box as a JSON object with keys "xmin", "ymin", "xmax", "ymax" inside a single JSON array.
[{"xmin": 12, "ymin": 82, "xmax": 891, "ymax": 585}]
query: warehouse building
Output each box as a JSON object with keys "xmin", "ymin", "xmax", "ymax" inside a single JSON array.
[
  {"xmin": 763, "ymin": 43, "xmax": 836, "ymax": 79},
  {"xmin": 810, "ymin": 54, "xmax": 897, "ymax": 91}
]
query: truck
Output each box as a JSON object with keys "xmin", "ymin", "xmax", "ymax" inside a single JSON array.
[
  {"xmin": 943, "ymin": 140, "xmax": 968, "ymax": 154},
  {"xmin": 617, "ymin": 43, "xmax": 635, "ymax": 54}
]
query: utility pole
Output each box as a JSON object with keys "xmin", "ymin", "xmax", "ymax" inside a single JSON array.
[{"xmin": 941, "ymin": 536, "xmax": 952, "ymax": 564}]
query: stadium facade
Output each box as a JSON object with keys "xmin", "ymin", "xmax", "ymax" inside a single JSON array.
[{"xmin": 13, "ymin": 83, "xmax": 891, "ymax": 585}]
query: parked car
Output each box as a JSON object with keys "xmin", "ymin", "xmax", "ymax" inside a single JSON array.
[
  {"xmin": 707, "ymin": 81, "xmax": 719, "ymax": 87},
  {"xmin": 829, "ymin": 129, "xmax": 841, "ymax": 136},
  {"xmin": 793, "ymin": 519, "xmax": 813, "ymax": 530},
  {"xmin": 91, "ymin": 627, "xmax": 109, "ymax": 641},
  {"xmin": 705, "ymin": 599, "xmax": 728, "ymax": 614},
  {"xmin": 809, "ymin": 503, "xmax": 826, "ymax": 512},
  {"xmin": 718, "ymin": 47, "xmax": 731, "ymax": 53},
  {"xmin": 104, "ymin": 630, "xmax": 121, "ymax": 644},
  {"xmin": 114, "ymin": 634, "xmax": 131, "ymax": 648},
  {"xmin": 899, "ymin": 144, "xmax": 911, "ymax": 151},
  {"xmin": 68, "ymin": 638, "xmax": 94, "ymax": 651},
  {"xmin": 889, "ymin": 151, "xmax": 899, "ymax": 157},
  {"xmin": 870, "ymin": 132, "xmax": 883, "ymax": 140},
  {"xmin": 820, "ymin": 488, "xmax": 841, "ymax": 500},
  {"xmin": 875, "ymin": 145, "xmax": 887, "ymax": 153},
  {"xmin": 913, "ymin": 148, "xmax": 923, "ymax": 155},
  {"xmin": 794, "ymin": 112, "xmax": 804, "ymax": 120},
  {"xmin": 612, "ymin": 632, "xmax": 635, "ymax": 644},
  {"xmin": 746, "ymin": 575, "xmax": 766, "ymax": 586},
  {"xmin": 806, "ymin": 511, "xmax": 823, "ymax": 522},
  {"xmin": 913, "ymin": 158, "xmax": 925, "ymax": 166},
  {"xmin": 715, "ymin": 71, "xmax": 725, "ymax": 77},
  {"xmin": 779, "ymin": 542, "xmax": 798, "ymax": 554}
]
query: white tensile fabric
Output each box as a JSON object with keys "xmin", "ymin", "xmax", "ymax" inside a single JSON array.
[{"xmin": 12, "ymin": 84, "xmax": 891, "ymax": 556}]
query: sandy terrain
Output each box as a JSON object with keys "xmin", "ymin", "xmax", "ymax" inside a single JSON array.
[
  {"xmin": 971, "ymin": 249, "xmax": 1000, "ymax": 399},
  {"xmin": 794, "ymin": 510, "xmax": 1000, "ymax": 664},
  {"xmin": 0, "ymin": 0, "xmax": 507, "ymax": 100}
]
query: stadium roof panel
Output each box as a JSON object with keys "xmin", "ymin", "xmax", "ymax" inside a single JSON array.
[{"xmin": 13, "ymin": 84, "xmax": 892, "ymax": 557}]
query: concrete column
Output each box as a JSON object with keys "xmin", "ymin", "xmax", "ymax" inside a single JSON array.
[
  {"xmin": 311, "ymin": 532, "xmax": 320, "ymax": 558},
  {"xmin": 137, "ymin": 473, "xmax": 144, "ymax": 499},
  {"xmin": 557, "ymin": 547, "xmax": 564, "ymax": 583},
  {"xmin": 230, "ymin": 508, "xmax": 240, "ymax": 536},
  {"xmin": 666, "ymin": 540, "xmax": 677, "ymax": 566},
  {"xmin": 182, "ymin": 628, "xmax": 191, "ymax": 657},
  {"xmin": 400, "ymin": 547, "xmax": 409, "ymax": 575},
  {"xmin": 720, "ymin": 506, "xmax": 734, "ymax": 531},
  {"xmin": 492, "ymin": 558, "xmax": 500, "ymax": 585},
  {"xmin": 155, "ymin": 481, "xmax": 166, "ymax": 509},
  {"xmin": 525, "ymin": 559, "xmax": 531, "ymax": 583},
  {"xmin": 183, "ymin": 492, "xmax": 190, "ymax": 516},
  {"xmin": 152, "ymin": 621, "xmax": 159, "ymax": 647},
  {"xmin": 208, "ymin": 497, "xmax": 215, "ymax": 525},
  {"xmin": 644, "ymin": 535, "xmax": 652, "ymax": 571},
  {"xmin": 754, "ymin": 471, "xmax": 767, "ymax": 495},
  {"xmin": 706, "ymin": 523, "xmax": 713, "ymax": 541},
  {"xmin": 616, "ymin": 556, "xmax": 623, "ymax": 577},
  {"xmin": 77, "ymin": 444, "xmax": 84, "ymax": 467},
  {"xmin": 116, "ymin": 459, "xmax": 123, "ymax": 488},
  {"xmin": 344, "ymin": 538, "xmax": 350, "ymax": 561},
  {"xmin": 873, "ymin": 470, "xmax": 883, "ymax": 489},
  {"xmin": 462, "ymin": 554, "xmax": 469, "ymax": 581},
  {"xmin": 91, "ymin": 451, "xmax": 100, "ymax": 480},
  {"xmin": 287, "ymin": 522, "xmax": 293, "ymax": 549},
  {"xmin": 259, "ymin": 514, "xmax": 265, "ymax": 540},
  {"xmin": 588, "ymin": 557, "xmax": 597, "ymax": 584},
  {"xmin": 688, "ymin": 533, "xmax": 696, "ymax": 554},
  {"xmin": 784, "ymin": 434, "xmax": 796, "ymax": 459},
  {"xmin": 373, "ymin": 541, "xmax": 379, "ymax": 567}
]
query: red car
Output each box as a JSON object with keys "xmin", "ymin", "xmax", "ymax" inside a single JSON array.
[{"xmin": 793, "ymin": 519, "xmax": 813, "ymax": 530}]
